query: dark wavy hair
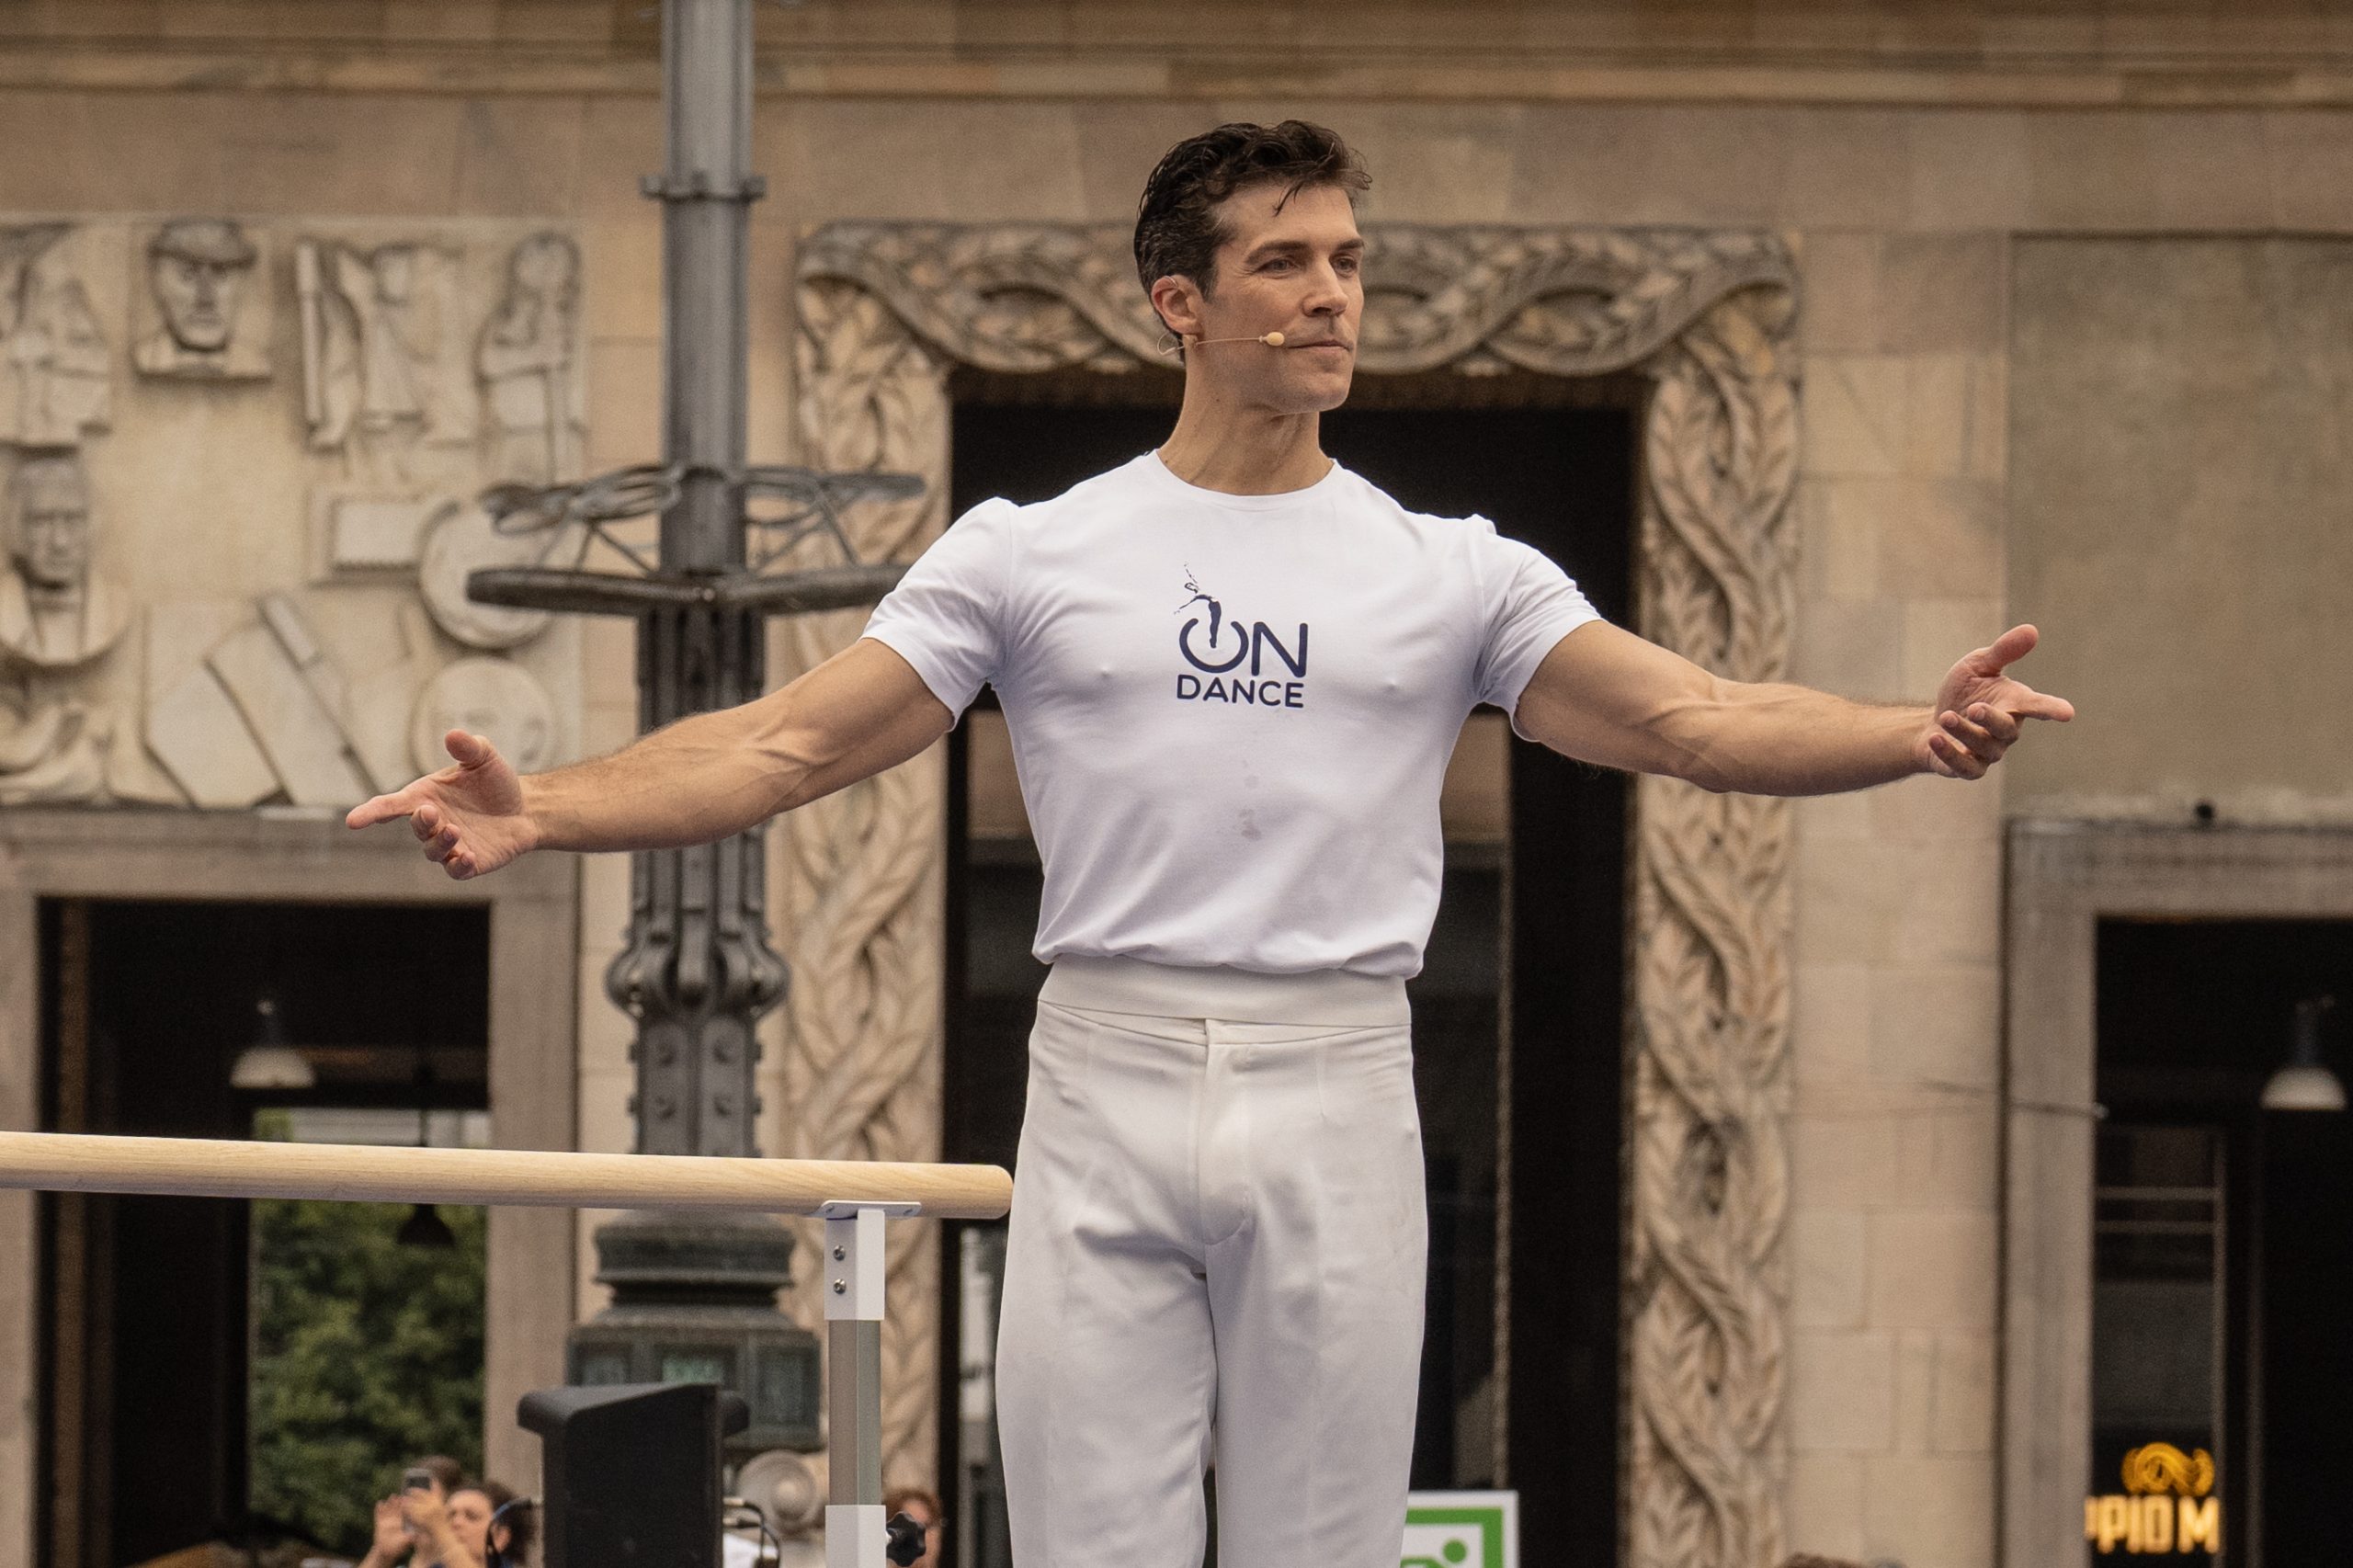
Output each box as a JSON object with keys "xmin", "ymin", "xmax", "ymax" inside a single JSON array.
[
  {"xmin": 1132, "ymin": 119, "xmax": 1370, "ymax": 335},
  {"xmin": 461, "ymin": 1478, "xmax": 538, "ymax": 1565}
]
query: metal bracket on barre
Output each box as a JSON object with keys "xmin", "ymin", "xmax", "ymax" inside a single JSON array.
[{"xmin": 818, "ymin": 1199, "xmax": 920, "ymax": 1323}]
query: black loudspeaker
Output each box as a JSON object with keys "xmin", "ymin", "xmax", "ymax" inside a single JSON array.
[{"xmin": 519, "ymin": 1382, "xmax": 751, "ymax": 1568}]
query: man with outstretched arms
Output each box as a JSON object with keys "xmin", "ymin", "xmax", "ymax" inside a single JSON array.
[{"xmin": 351, "ymin": 122, "xmax": 2072, "ymax": 1568}]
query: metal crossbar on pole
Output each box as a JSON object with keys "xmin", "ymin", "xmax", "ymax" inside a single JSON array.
[{"xmin": 0, "ymin": 1131, "xmax": 1012, "ymax": 1221}]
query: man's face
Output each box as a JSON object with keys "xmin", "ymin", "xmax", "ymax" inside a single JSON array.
[
  {"xmin": 15, "ymin": 470, "xmax": 88, "ymax": 589},
  {"xmin": 1161, "ymin": 180, "xmax": 1364, "ymax": 415},
  {"xmin": 153, "ymin": 254, "xmax": 244, "ymax": 352}
]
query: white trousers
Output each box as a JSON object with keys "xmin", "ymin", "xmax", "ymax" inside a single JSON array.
[{"xmin": 995, "ymin": 990, "xmax": 1427, "ymax": 1568}]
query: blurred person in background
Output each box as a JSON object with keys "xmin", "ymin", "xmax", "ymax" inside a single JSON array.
[
  {"xmin": 449, "ymin": 1480, "xmax": 534, "ymax": 1567},
  {"xmin": 883, "ymin": 1486, "xmax": 943, "ymax": 1568}
]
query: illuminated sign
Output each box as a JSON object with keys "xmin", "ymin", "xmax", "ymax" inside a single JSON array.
[{"xmin": 2086, "ymin": 1443, "xmax": 2221, "ymax": 1556}]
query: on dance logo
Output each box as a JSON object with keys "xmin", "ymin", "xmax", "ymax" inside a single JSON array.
[
  {"xmin": 2086, "ymin": 1442, "xmax": 2221, "ymax": 1556},
  {"xmin": 1173, "ymin": 568, "xmax": 1309, "ymax": 709}
]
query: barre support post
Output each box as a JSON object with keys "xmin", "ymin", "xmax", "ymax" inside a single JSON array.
[{"xmin": 822, "ymin": 1199, "xmax": 916, "ymax": 1568}]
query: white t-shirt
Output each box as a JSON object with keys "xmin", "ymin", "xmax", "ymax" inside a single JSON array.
[{"xmin": 860, "ymin": 451, "xmax": 1599, "ymax": 978}]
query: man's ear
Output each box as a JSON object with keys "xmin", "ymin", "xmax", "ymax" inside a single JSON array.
[{"xmin": 1149, "ymin": 273, "xmax": 1205, "ymax": 341}]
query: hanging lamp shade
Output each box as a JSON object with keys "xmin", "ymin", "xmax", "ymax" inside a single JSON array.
[
  {"xmin": 229, "ymin": 996, "xmax": 315, "ymax": 1092},
  {"xmin": 2262, "ymin": 994, "xmax": 2346, "ymax": 1113}
]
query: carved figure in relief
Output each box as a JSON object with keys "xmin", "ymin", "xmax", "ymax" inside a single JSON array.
[
  {"xmin": 298, "ymin": 239, "xmax": 471, "ymax": 485},
  {"xmin": 0, "ymin": 225, "xmax": 108, "ymax": 448},
  {"xmin": 0, "ymin": 453, "xmax": 126, "ymax": 669},
  {"xmin": 478, "ymin": 233, "xmax": 584, "ymax": 483},
  {"xmin": 0, "ymin": 675, "xmax": 108, "ymax": 803},
  {"xmin": 134, "ymin": 219, "xmax": 269, "ymax": 381},
  {"xmin": 356, "ymin": 126, "xmax": 2078, "ymax": 1568}
]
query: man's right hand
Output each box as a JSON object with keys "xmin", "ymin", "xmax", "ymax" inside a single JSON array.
[{"xmin": 346, "ymin": 729, "xmax": 536, "ymax": 881}]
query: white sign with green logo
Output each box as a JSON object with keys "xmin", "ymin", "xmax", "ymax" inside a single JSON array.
[{"xmin": 1402, "ymin": 1490, "xmax": 1518, "ymax": 1568}]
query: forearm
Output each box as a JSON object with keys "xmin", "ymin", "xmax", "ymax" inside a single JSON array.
[
  {"xmin": 1676, "ymin": 679, "xmax": 1929, "ymax": 795},
  {"xmin": 521, "ymin": 640, "xmax": 950, "ymax": 855},
  {"xmin": 521, "ymin": 702, "xmax": 809, "ymax": 855}
]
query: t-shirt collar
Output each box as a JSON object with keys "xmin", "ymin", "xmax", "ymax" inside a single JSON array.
[{"xmin": 1139, "ymin": 449, "xmax": 1346, "ymax": 512}]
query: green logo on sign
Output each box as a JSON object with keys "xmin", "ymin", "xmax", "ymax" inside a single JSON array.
[{"xmin": 1403, "ymin": 1492, "xmax": 1517, "ymax": 1568}]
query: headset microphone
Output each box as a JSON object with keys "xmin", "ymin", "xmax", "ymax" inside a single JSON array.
[{"xmin": 1157, "ymin": 331, "xmax": 1286, "ymax": 355}]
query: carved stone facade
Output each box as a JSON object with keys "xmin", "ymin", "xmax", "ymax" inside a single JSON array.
[
  {"xmin": 790, "ymin": 221, "xmax": 1801, "ymax": 1565},
  {"xmin": 0, "ymin": 218, "xmax": 584, "ymax": 813}
]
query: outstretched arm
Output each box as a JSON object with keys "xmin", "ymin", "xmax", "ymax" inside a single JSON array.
[
  {"xmin": 347, "ymin": 638, "xmax": 952, "ymax": 879},
  {"xmin": 1513, "ymin": 620, "xmax": 2074, "ymax": 795}
]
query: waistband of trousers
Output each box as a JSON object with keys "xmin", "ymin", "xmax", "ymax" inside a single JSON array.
[{"xmin": 1039, "ymin": 954, "xmax": 1410, "ymax": 1028}]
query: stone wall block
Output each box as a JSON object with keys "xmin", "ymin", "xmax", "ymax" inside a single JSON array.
[
  {"xmin": 1793, "ymin": 596, "xmax": 1906, "ymax": 698},
  {"xmin": 58, "ymin": 92, "xmax": 231, "ymax": 212},
  {"xmin": 1790, "ymin": 1327, "xmax": 1897, "ymax": 1451},
  {"xmin": 1861, "ymin": 1454, "xmax": 1995, "ymax": 1568},
  {"xmin": 583, "ymin": 217, "xmax": 665, "ymax": 348},
  {"xmin": 2026, "ymin": 111, "xmax": 2161, "ymax": 231},
  {"xmin": 1796, "ymin": 838, "xmax": 1904, "ymax": 964},
  {"xmin": 2145, "ymin": 110, "xmax": 2274, "ymax": 230},
  {"xmin": 1886, "ymin": 842, "xmax": 2002, "ymax": 967},
  {"xmin": 585, "ymin": 335, "xmax": 661, "ymax": 473},
  {"xmin": 1345, "ymin": 105, "xmax": 1522, "ymax": 224},
  {"xmin": 1836, "ymin": 474, "xmax": 2002, "ymax": 595},
  {"xmin": 1780, "ymin": 108, "xmax": 1914, "ymax": 231},
  {"xmin": 1877, "ymin": 234, "xmax": 2003, "ymax": 353},
  {"xmin": 1787, "ymin": 1454, "xmax": 1870, "ymax": 1562},
  {"xmin": 1792, "ymin": 1208, "xmax": 1870, "ymax": 1329},
  {"xmin": 383, "ymin": 1, "xmax": 502, "ymax": 43},
  {"xmin": 1866, "ymin": 1210, "xmax": 1999, "ymax": 1330},
  {"xmin": 1801, "ymin": 480, "xmax": 1881, "ymax": 603},
  {"xmin": 1509, "ymin": 103, "xmax": 1785, "ymax": 226},
  {"xmin": 1867, "ymin": 772, "xmax": 2000, "ymax": 846},
  {"xmin": 1892, "ymin": 1327, "xmax": 1938, "ymax": 1451},
  {"xmin": 1802, "ymin": 355, "xmax": 1906, "ymax": 476},
  {"xmin": 1793, "ymin": 960, "xmax": 1873, "ymax": 1086},
  {"xmin": 2264, "ymin": 110, "xmax": 2353, "ymax": 232},
  {"xmin": 220, "ymin": 96, "xmax": 466, "ymax": 215},
  {"xmin": 457, "ymin": 97, "xmax": 589, "ymax": 216},
  {"xmin": 1933, "ymin": 1331, "xmax": 1997, "ymax": 1454},
  {"xmin": 1795, "ymin": 230, "xmax": 1882, "ymax": 355},
  {"xmin": 1791, "ymin": 1110, "xmax": 1904, "ymax": 1211},
  {"xmin": 1868, "ymin": 963, "xmax": 2001, "ymax": 1088},
  {"xmin": 1907, "ymin": 111, "xmax": 2031, "ymax": 233},
  {"xmin": 1900, "ymin": 355, "xmax": 1993, "ymax": 479}
]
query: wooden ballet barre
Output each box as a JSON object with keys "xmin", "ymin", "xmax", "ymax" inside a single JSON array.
[{"xmin": 0, "ymin": 1130, "xmax": 1013, "ymax": 1221}]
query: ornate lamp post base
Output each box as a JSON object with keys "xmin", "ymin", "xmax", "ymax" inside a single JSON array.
[{"xmin": 567, "ymin": 1210, "xmax": 821, "ymax": 1457}]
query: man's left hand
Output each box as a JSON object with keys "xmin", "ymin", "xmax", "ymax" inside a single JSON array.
[{"xmin": 1923, "ymin": 623, "xmax": 2075, "ymax": 779}]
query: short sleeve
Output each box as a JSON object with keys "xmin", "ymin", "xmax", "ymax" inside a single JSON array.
[
  {"xmin": 1470, "ymin": 522, "xmax": 1602, "ymax": 728},
  {"xmin": 859, "ymin": 496, "xmax": 1019, "ymax": 716}
]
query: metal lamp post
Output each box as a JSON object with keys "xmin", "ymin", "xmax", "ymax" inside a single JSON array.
[{"xmin": 468, "ymin": 0, "xmax": 916, "ymax": 1459}]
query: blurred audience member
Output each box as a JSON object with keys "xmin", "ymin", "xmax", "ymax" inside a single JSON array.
[
  {"xmin": 449, "ymin": 1480, "xmax": 535, "ymax": 1567},
  {"xmin": 882, "ymin": 1487, "xmax": 944, "ymax": 1568}
]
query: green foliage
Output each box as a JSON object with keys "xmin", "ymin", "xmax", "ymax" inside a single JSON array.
[{"xmin": 246, "ymin": 1184, "xmax": 486, "ymax": 1557}]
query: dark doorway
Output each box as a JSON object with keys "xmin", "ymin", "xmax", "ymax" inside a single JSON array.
[
  {"xmin": 36, "ymin": 899, "xmax": 491, "ymax": 1568},
  {"xmin": 935, "ymin": 373, "xmax": 1638, "ymax": 1567},
  {"xmin": 2094, "ymin": 917, "xmax": 2353, "ymax": 1567}
]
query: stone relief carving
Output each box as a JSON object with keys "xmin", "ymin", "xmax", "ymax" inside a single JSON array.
[
  {"xmin": 0, "ymin": 219, "xmax": 578, "ymax": 814},
  {"xmin": 298, "ymin": 237, "xmax": 473, "ymax": 488},
  {"xmin": 0, "ymin": 453, "xmax": 125, "ymax": 670},
  {"xmin": 0, "ymin": 454, "xmax": 123, "ymax": 805},
  {"xmin": 0, "ymin": 224, "xmax": 108, "ymax": 448},
  {"xmin": 132, "ymin": 220, "xmax": 270, "ymax": 381},
  {"xmin": 792, "ymin": 222, "xmax": 1800, "ymax": 1568},
  {"xmin": 478, "ymin": 232, "xmax": 585, "ymax": 485}
]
